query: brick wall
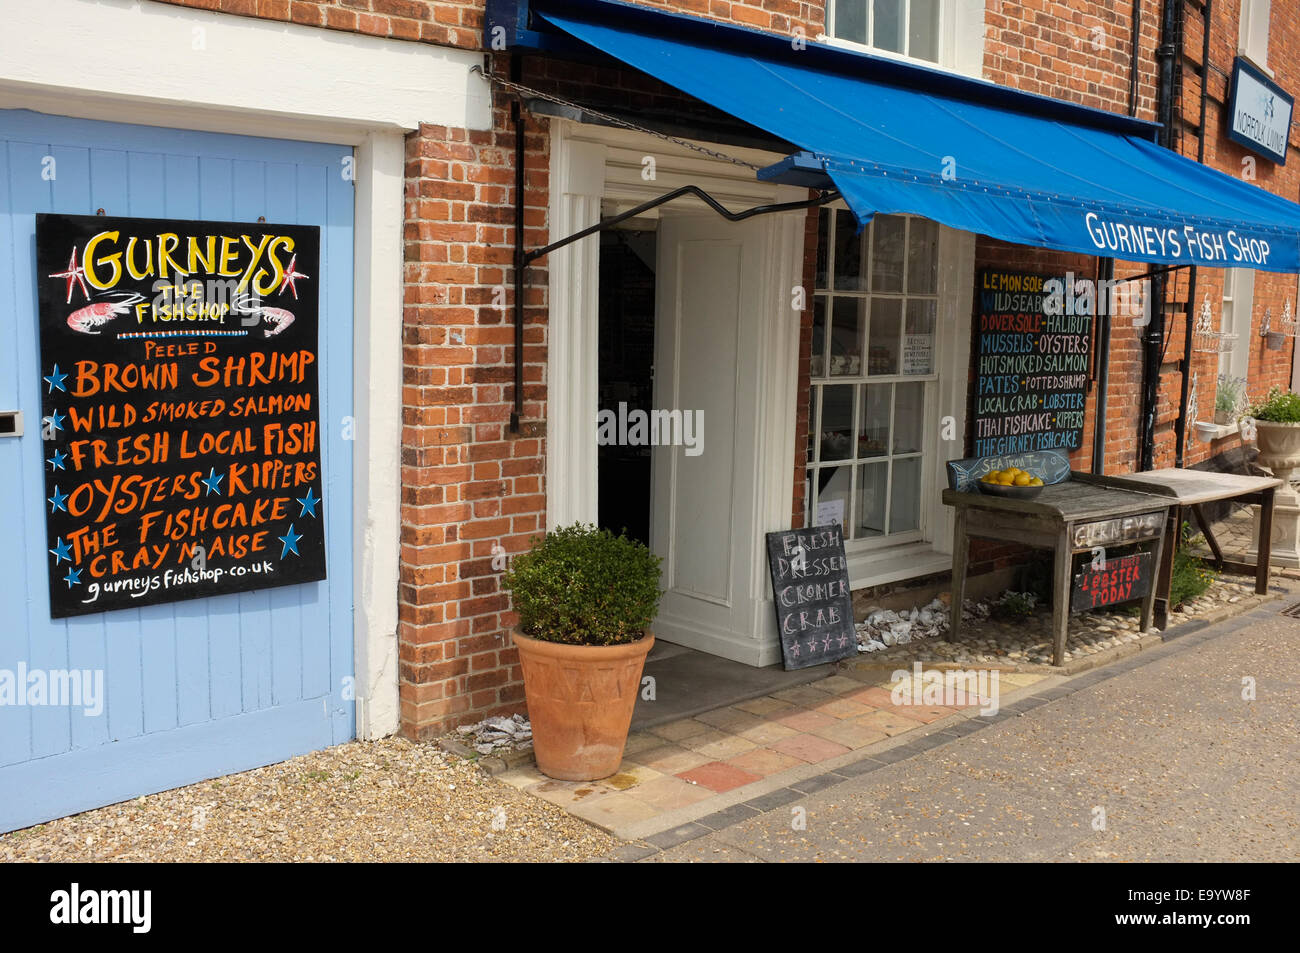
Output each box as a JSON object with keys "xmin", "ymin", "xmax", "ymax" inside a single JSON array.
[{"xmin": 398, "ymin": 93, "xmax": 551, "ymax": 736}]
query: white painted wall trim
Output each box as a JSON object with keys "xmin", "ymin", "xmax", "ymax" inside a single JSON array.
[
  {"xmin": 545, "ymin": 126, "xmax": 605, "ymax": 530},
  {"xmin": 0, "ymin": 0, "xmax": 491, "ymax": 136},
  {"xmin": 350, "ymin": 131, "xmax": 405, "ymax": 739},
  {"xmin": 0, "ymin": 0, "xmax": 495, "ymax": 740}
]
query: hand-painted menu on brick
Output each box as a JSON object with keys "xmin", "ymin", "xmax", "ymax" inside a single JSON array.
[
  {"xmin": 766, "ymin": 525, "xmax": 857, "ymax": 671},
  {"xmin": 36, "ymin": 213, "xmax": 326, "ymax": 618},
  {"xmin": 973, "ymin": 269, "xmax": 1091, "ymax": 458}
]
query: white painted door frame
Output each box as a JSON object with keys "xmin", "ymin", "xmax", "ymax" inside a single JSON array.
[
  {"xmin": 547, "ymin": 121, "xmax": 805, "ymax": 665},
  {"xmin": 0, "ymin": 0, "xmax": 494, "ymax": 738}
]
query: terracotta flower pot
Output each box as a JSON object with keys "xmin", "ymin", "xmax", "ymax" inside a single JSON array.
[{"xmin": 512, "ymin": 630, "xmax": 654, "ymax": 781}]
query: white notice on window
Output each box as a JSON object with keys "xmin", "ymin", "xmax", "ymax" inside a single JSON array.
[
  {"xmin": 903, "ymin": 333, "xmax": 933, "ymax": 374},
  {"xmin": 815, "ymin": 498, "xmax": 845, "ymax": 528}
]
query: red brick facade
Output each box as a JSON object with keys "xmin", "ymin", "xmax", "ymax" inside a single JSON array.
[{"xmin": 150, "ymin": 0, "xmax": 1300, "ymax": 737}]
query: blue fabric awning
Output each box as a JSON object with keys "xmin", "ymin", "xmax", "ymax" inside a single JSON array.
[{"xmin": 539, "ymin": 5, "xmax": 1300, "ymax": 273}]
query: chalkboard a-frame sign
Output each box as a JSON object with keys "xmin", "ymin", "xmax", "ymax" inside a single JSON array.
[{"xmin": 766, "ymin": 525, "xmax": 857, "ymax": 670}]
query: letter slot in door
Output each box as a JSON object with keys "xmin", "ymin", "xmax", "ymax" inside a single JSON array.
[{"xmin": 0, "ymin": 411, "xmax": 22, "ymax": 437}]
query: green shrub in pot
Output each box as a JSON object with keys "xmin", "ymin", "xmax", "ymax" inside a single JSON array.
[
  {"xmin": 503, "ymin": 523, "xmax": 664, "ymax": 780},
  {"xmin": 503, "ymin": 523, "xmax": 662, "ymax": 645}
]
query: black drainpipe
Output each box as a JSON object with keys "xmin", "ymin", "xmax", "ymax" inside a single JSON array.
[
  {"xmin": 1174, "ymin": 0, "xmax": 1212, "ymax": 467},
  {"xmin": 510, "ymin": 53, "xmax": 526, "ymax": 434},
  {"xmin": 1139, "ymin": 0, "xmax": 1181, "ymax": 471}
]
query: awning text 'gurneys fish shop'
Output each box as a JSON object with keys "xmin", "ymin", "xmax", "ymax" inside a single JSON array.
[{"xmin": 1082, "ymin": 213, "xmax": 1275, "ymax": 266}]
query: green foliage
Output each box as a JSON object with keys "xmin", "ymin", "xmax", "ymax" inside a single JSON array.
[
  {"xmin": 1215, "ymin": 375, "xmax": 1245, "ymax": 415},
  {"xmin": 1248, "ymin": 386, "xmax": 1300, "ymax": 423},
  {"xmin": 1170, "ymin": 522, "xmax": 1216, "ymax": 610},
  {"xmin": 990, "ymin": 590, "xmax": 1038, "ymax": 621},
  {"xmin": 503, "ymin": 523, "xmax": 663, "ymax": 646}
]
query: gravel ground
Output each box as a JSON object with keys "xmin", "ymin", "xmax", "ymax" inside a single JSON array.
[{"xmin": 0, "ymin": 737, "xmax": 615, "ymax": 862}]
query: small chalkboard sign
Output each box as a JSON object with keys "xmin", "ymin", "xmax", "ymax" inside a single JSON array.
[
  {"xmin": 1071, "ymin": 550, "xmax": 1153, "ymax": 613},
  {"xmin": 766, "ymin": 525, "xmax": 857, "ymax": 671}
]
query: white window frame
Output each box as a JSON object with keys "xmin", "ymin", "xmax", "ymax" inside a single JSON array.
[
  {"xmin": 1220, "ymin": 267, "xmax": 1255, "ymax": 384},
  {"xmin": 1240, "ymin": 0, "xmax": 1272, "ymax": 74},
  {"xmin": 819, "ymin": 0, "xmax": 985, "ymax": 79},
  {"xmin": 808, "ymin": 205, "xmax": 974, "ymax": 589}
]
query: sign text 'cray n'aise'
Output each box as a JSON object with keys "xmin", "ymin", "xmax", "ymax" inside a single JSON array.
[
  {"xmin": 765, "ymin": 525, "xmax": 857, "ymax": 671},
  {"xmin": 36, "ymin": 214, "xmax": 326, "ymax": 617},
  {"xmin": 973, "ymin": 269, "xmax": 1092, "ymax": 458}
]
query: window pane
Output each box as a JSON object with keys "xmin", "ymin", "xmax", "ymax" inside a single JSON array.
[
  {"xmin": 871, "ymin": 214, "xmax": 906, "ymax": 292},
  {"xmin": 830, "ymin": 298, "xmax": 865, "ymax": 376},
  {"xmin": 815, "ymin": 466, "xmax": 852, "ymax": 530},
  {"xmin": 904, "ymin": 299, "xmax": 935, "ymax": 375},
  {"xmin": 872, "ymin": 0, "xmax": 905, "ymax": 53},
  {"xmin": 893, "ymin": 381, "xmax": 924, "ymax": 453},
  {"xmin": 835, "ymin": 0, "xmax": 868, "ymax": 44},
  {"xmin": 890, "ymin": 457, "xmax": 922, "ymax": 533},
  {"xmin": 815, "ymin": 207, "xmax": 830, "ymax": 289},
  {"xmin": 868, "ymin": 297, "xmax": 901, "ymax": 375},
  {"xmin": 819, "ymin": 384, "xmax": 855, "ymax": 461},
  {"xmin": 858, "ymin": 383, "xmax": 891, "ymax": 458},
  {"xmin": 907, "ymin": 218, "xmax": 938, "ymax": 293},
  {"xmin": 857, "ymin": 461, "xmax": 888, "ymax": 537},
  {"xmin": 834, "ymin": 209, "xmax": 866, "ymax": 291},
  {"xmin": 812, "ymin": 296, "xmax": 827, "ymax": 378},
  {"xmin": 908, "ymin": 0, "xmax": 940, "ymax": 62}
]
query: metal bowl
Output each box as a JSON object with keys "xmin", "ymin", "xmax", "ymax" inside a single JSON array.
[{"xmin": 975, "ymin": 480, "xmax": 1045, "ymax": 499}]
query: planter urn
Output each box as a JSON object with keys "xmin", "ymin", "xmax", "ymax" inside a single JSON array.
[
  {"xmin": 512, "ymin": 630, "xmax": 654, "ymax": 781},
  {"xmin": 1249, "ymin": 420, "xmax": 1300, "ymax": 569}
]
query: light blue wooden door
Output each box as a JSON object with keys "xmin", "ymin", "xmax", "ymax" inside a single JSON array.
[{"xmin": 0, "ymin": 110, "xmax": 355, "ymax": 833}]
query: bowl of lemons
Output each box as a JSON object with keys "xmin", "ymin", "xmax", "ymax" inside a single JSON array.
[{"xmin": 976, "ymin": 466, "xmax": 1046, "ymax": 498}]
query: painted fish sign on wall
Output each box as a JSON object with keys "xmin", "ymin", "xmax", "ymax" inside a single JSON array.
[{"xmin": 35, "ymin": 213, "xmax": 327, "ymax": 618}]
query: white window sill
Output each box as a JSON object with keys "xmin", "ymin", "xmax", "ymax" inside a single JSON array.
[
  {"xmin": 1193, "ymin": 420, "xmax": 1240, "ymax": 442},
  {"xmin": 847, "ymin": 541, "xmax": 951, "ymax": 591}
]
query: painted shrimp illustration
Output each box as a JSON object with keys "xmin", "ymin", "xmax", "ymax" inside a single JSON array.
[
  {"xmin": 66, "ymin": 293, "xmax": 145, "ymax": 334},
  {"xmin": 233, "ymin": 293, "xmax": 296, "ymax": 338}
]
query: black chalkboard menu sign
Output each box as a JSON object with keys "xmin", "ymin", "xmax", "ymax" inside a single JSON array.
[
  {"xmin": 766, "ymin": 525, "xmax": 857, "ymax": 671},
  {"xmin": 973, "ymin": 269, "xmax": 1091, "ymax": 458},
  {"xmin": 35, "ymin": 213, "xmax": 326, "ymax": 617}
]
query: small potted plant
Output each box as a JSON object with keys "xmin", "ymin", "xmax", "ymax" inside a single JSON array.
[
  {"xmin": 503, "ymin": 523, "xmax": 662, "ymax": 781},
  {"xmin": 1214, "ymin": 374, "xmax": 1245, "ymax": 425}
]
